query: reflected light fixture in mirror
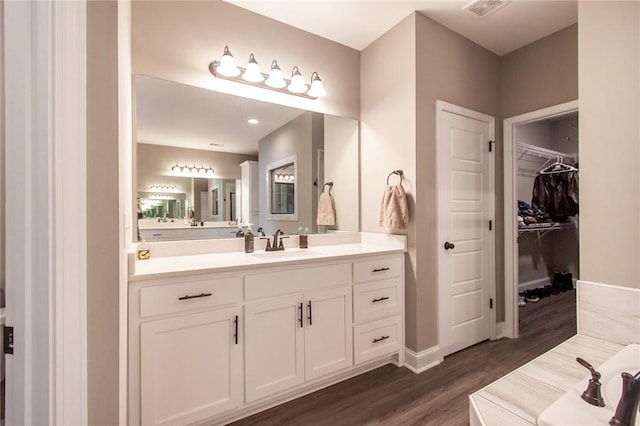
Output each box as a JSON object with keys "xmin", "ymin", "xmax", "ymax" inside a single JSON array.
[
  {"xmin": 209, "ymin": 46, "xmax": 326, "ymax": 99},
  {"xmin": 171, "ymin": 164, "xmax": 215, "ymax": 177},
  {"xmin": 149, "ymin": 185, "xmax": 181, "ymax": 193}
]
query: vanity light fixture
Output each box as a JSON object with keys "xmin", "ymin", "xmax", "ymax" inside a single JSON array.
[
  {"xmin": 170, "ymin": 164, "xmax": 215, "ymax": 177},
  {"xmin": 150, "ymin": 185, "xmax": 181, "ymax": 193},
  {"xmin": 209, "ymin": 46, "xmax": 327, "ymax": 99}
]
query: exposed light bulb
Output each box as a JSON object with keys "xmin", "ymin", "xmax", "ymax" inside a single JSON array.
[
  {"xmin": 242, "ymin": 53, "xmax": 264, "ymax": 83},
  {"xmin": 307, "ymin": 72, "xmax": 327, "ymax": 98},
  {"xmin": 215, "ymin": 46, "xmax": 240, "ymax": 77},
  {"xmin": 288, "ymin": 66, "xmax": 308, "ymax": 94},
  {"xmin": 171, "ymin": 164, "xmax": 181, "ymax": 173},
  {"xmin": 265, "ymin": 60, "xmax": 286, "ymax": 88}
]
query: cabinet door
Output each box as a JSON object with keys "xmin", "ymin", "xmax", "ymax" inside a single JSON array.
[
  {"xmin": 245, "ymin": 294, "xmax": 305, "ymax": 402},
  {"xmin": 140, "ymin": 307, "xmax": 242, "ymax": 426},
  {"xmin": 304, "ymin": 286, "xmax": 353, "ymax": 381}
]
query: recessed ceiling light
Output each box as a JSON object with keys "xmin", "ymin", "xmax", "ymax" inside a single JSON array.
[{"xmin": 248, "ymin": 118, "xmax": 260, "ymax": 125}]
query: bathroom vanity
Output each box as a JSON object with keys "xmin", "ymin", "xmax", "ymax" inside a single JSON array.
[{"xmin": 128, "ymin": 233, "xmax": 406, "ymax": 426}]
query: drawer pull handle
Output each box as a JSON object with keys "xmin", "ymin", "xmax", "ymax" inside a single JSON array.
[
  {"xmin": 307, "ymin": 300, "xmax": 312, "ymax": 326},
  {"xmin": 372, "ymin": 267, "xmax": 390, "ymax": 273},
  {"xmin": 298, "ymin": 303, "xmax": 304, "ymax": 328},
  {"xmin": 373, "ymin": 335, "xmax": 390, "ymax": 344},
  {"xmin": 372, "ymin": 296, "xmax": 390, "ymax": 303},
  {"xmin": 233, "ymin": 315, "xmax": 238, "ymax": 345},
  {"xmin": 178, "ymin": 292, "xmax": 212, "ymax": 301}
]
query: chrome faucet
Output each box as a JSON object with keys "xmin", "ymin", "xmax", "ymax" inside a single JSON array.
[{"xmin": 610, "ymin": 370, "xmax": 640, "ymax": 426}]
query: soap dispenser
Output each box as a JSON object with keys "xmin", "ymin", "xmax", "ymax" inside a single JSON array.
[
  {"xmin": 235, "ymin": 226, "xmax": 245, "ymax": 238},
  {"xmin": 244, "ymin": 225, "xmax": 254, "ymax": 253}
]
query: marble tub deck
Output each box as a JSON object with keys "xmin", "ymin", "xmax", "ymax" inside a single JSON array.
[{"xmin": 469, "ymin": 334, "xmax": 625, "ymax": 425}]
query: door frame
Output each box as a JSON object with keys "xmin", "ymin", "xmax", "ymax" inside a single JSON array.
[
  {"xmin": 3, "ymin": 0, "xmax": 87, "ymax": 424},
  {"xmin": 502, "ymin": 100, "xmax": 579, "ymax": 339},
  {"xmin": 436, "ymin": 100, "xmax": 497, "ymax": 352}
]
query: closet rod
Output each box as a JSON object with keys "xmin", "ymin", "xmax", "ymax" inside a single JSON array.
[{"xmin": 516, "ymin": 142, "xmax": 578, "ymax": 162}]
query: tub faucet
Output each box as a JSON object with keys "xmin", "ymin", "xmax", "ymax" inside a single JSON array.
[{"xmin": 610, "ymin": 370, "xmax": 640, "ymax": 426}]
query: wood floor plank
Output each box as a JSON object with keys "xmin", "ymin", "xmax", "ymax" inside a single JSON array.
[{"xmin": 231, "ymin": 289, "xmax": 576, "ymax": 426}]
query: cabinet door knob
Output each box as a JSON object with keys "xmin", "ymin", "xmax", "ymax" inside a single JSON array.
[{"xmin": 444, "ymin": 241, "xmax": 455, "ymax": 250}]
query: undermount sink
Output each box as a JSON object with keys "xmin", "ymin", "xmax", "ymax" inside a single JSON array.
[
  {"xmin": 251, "ymin": 249, "xmax": 319, "ymax": 260},
  {"xmin": 537, "ymin": 343, "xmax": 640, "ymax": 426}
]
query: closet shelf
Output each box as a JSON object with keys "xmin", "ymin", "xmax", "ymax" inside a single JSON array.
[
  {"xmin": 517, "ymin": 142, "xmax": 578, "ymax": 162},
  {"xmin": 518, "ymin": 221, "xmax": 576, "ymax": 242}
]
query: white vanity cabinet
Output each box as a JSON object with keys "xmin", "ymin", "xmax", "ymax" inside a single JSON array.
[
  {"xmin": 352, "ymin": 255, "xmax": 403, "ymax": 364},
  {"xmin": 244, "ymin": 263, "xmax": 353, "ymax": 402},
  {"xmin": 129, "ymin": 275, "xmax": 244, "ymax": 426},
  {"xmin": 140, "ymin": 307, "xmax": 243, "ymax": 425},
  {"xmin": 129, "ymin": 245, "xmax": 405, "ymax": 426}
]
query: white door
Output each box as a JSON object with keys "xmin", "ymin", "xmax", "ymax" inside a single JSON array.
[
  {"xmin": 140, "ymin": 307, "xmax": 243, "ymax": 425},
  {"xmin": 437, "ymin": 101, "xmax": 495, "ymax": 358},
  {"xmin": 244, "ymin": 294, "xmax": 305, "ymax": 402},
  {"xmin": 304, "ymin": 287, "xmax": 353, "ymax": 380}
]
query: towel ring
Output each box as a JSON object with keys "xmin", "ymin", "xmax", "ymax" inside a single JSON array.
[
  {"xmin": 386, "ymin": 170, "xmax": 403, "ymax": 185},
  {"xmin": 323, "ymin": 182, "xmax": 334, "ymax": 194}
]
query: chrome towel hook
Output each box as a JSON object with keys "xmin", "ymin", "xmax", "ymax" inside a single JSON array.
[{"xmin": 386, "ymin": 170, "xmax": 403, "ymax": 185}]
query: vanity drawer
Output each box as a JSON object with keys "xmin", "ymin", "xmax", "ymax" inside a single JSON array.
[
  {"xmin": 245, "ymin": 263, "xmax": 351, "ymax": 300},
  {"xmin": 353, "ymin": 255, "xmax": 401, "ymax": 283},
  {"xmin": 139, "ymin": 229, "xmax": 178, "ymax": 241},
  {"xmin": 353, "ymin": 315, "xmax": 402, "ymax": 364},
  {"xmin": 353, "ymin": 278, "xmax": 401, "ymax": 323},
  {"xmin": 140, "ymin": 277, "xmax": 242, "ymax": 318}
]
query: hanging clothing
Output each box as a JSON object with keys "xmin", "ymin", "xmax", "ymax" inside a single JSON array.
[{"xmin": 531, "ymin": 171, "xmax": 579, "ymax": 220}]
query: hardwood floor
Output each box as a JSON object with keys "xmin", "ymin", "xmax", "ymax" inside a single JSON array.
[{"xmin": 231, "ymin": 289, "xmax": 576, "ymax": 426}]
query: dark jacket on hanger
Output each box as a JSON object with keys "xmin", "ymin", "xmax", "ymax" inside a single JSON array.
[{"xmin": 532, "ymin": 171, "xmax": 579, "ymax": 220}]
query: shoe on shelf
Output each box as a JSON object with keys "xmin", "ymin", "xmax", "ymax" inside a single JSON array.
[
  {"xmin": 526, "ymin": 296, "xmax": 540, "ymax": 303},
  {"xmin": 518, "ymin": 296, "xmax": 526, "ymax": 307}
]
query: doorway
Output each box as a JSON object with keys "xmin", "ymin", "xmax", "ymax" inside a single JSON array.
[{"xmin": 503, "ymin": 100, "xmax": 579, "ymax": 338}]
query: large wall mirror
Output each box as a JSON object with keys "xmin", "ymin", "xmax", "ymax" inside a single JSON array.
[{"xmin": 135, "ymin": 75, "xmax": 359, "ymax": 241}]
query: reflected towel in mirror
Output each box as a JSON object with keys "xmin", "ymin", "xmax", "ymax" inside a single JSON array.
[
  {"xmin": 317, "ymin": 192, "xmax": 336, "ymax": 226},
  {"xmin": 379, "ymin": 185, "xmax": 409, "ymax": 230}
]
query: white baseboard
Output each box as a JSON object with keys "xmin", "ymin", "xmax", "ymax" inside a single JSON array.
[
  {"xmin": 404, "ymin": 346, "xmax": 441, "ymax": 374},
  {"xmin": 495, "ymin": 321, "xmax": 505, "ymax": 339},
  {"xmin": 518, "ymin": 277, "xmax": 550, "ymax": 292}
]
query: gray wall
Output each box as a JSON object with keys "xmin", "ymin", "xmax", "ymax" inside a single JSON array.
[
  {"xmin": 131, "ymin": 1, "xmax": 360, "ymax": 120},
  {"xmin": 500, "ymin": 24, "xmax": 578, "ymax": 119},
  {"xmin": 87, "ymin": 1, "xmax": 120, "ymax": 423},
  {"xmin": 579, "ymin": 1, "xmax": 640, "ymax": 289},
  {"xmin": 258, "ymin": 112, "xmax": 323, "ymax": 235},
  {"xmin": 361, "ymin": 12, "xmax": 501, "ymax": 352}
]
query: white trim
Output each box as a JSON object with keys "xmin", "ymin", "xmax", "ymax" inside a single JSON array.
[
  {"xmin": 503, "ymin": 100, "xmax": 579, "ymax": 339},
  {"xmin": 53, "ymin": 1, "xmax": 88, "ymax": 424},
  {"xmin": 435, "ymin": 100, "xmax": 496, "ymax": 356},
  {"xmin": 403, "ymin": 346, "xmax": 442, "ymax": 374}
]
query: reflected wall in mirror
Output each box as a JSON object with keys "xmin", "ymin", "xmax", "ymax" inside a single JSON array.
[{"xmin": 134, "ymin": 75, "xmax": 360, "ymax": 241}]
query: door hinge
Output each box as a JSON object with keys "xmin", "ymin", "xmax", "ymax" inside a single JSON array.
[
  {"xmin": 488, "ymin": 140, "xmax": 494, "ymax": 152},
  {"xmin": 489, "ymin": 220, "xmax": 493, "ymax": 230},
  {"xmin": 489, "ymin": 298, "xmax": 493, "ymax": 309},
  {"xmin": 4, "ymin": 326, "xmax": 13, "ymax": 354}
]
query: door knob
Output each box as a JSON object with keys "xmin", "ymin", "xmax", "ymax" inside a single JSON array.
[{"xmin": 444, "ymin": 241, "xmax": 455, "ymax": 250}]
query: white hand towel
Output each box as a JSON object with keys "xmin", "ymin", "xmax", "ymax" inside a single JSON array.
[
  {"xmin": 317, "ymin": 192, "xmax": 336, "ymax": 226},
  {"xmin": 379, "ymin": 185, "xmax": 409, "ymax": 229}
]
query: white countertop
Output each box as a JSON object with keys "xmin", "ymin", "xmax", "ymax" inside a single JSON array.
[{"xmin": 129, "ymin": 233, "xmax": 407, "ymax": 281}]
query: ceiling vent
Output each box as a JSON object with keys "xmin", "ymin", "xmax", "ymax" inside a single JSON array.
[{"xmin": 462, "ymin": 0, "xmax": 510, "ymax": 17}]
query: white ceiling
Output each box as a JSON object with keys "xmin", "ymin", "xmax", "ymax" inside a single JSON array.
[
  {"xmin": 225, "ymin": 0, "xmax": 578, "ymax": 55},
  {"xmin": 136, "ymin": 75, "xmax": 305, "ymax": 155}
]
